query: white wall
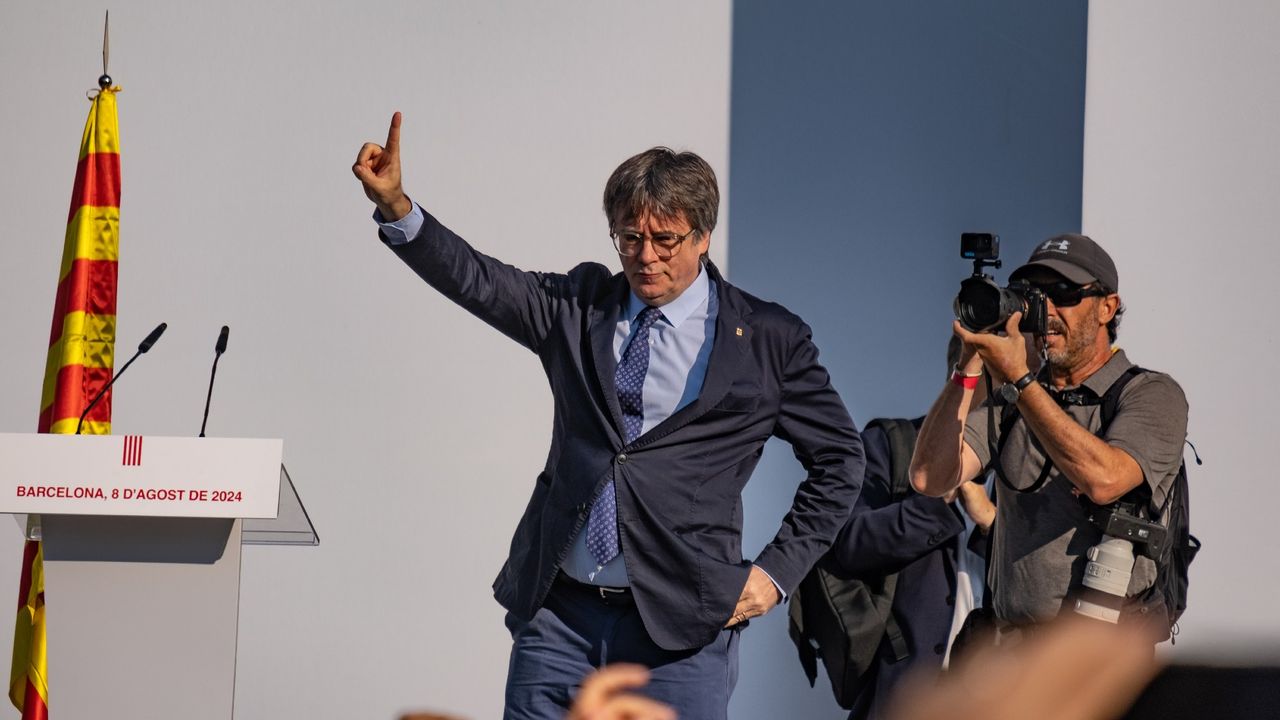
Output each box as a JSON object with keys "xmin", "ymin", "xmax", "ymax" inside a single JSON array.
[
  {"xmin": 0, "ymin": 2, "xmax": 731, "ymax": 718},
  {"xmin": 1083, "ymin": 1, "xmax": 1280, "ymax": 657}
]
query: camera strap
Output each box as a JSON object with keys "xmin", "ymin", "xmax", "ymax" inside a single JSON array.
[
  {"xmin": 987, "ymin": 372, "xmax": 1112, "ymax": 496},
  {"xmin": 986, "ymin": 365, "xmax": 1158, "ymax": 508},
  {"xmin": 989, "ymin": 415, "xmax": 1052, "ymax": 494},
  {"xmin": 986, "ymin": 372, "xmax": 1054, "ymax": 495}
]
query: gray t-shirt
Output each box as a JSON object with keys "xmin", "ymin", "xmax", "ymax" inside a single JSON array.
[{"xmin": 964, "ymin": 349, "xmax": 1188, "ymax": 624}]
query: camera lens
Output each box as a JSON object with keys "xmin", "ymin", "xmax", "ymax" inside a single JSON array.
[{"xmin": 955, "ymin": 277, "xmax": 1005, "ymax": 332}]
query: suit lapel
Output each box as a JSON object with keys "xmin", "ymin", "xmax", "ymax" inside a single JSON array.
[{"xmin": 589, "ymin": 279, "xmax": 628, "ymax": 442}]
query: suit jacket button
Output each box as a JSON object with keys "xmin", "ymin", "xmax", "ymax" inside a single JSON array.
[
  {"xmin": 933, "ymin": 643, "xmax": 946, "ymax": 655},
  {"xmin": 576, "ymin": 503, "xmax": 588, "ymax": 514},
  {"xmin": 617, "ymin": 452, "xmax": 628, "ymax": 464},
  {"xmin": 928, "ymin": 532, "xmax": 942, "ymax": 545}
]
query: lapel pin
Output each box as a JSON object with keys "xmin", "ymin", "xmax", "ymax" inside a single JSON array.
[{"xmin": 736, "ymin": 327, "xmax": 743, "ymax": 337}]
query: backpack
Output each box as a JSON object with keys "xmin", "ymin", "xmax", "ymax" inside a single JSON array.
[
  {"xmin": 787, "ymin": 417, "xmax": 917, "ymax": 710},
  {"xmin": 988, "ymin": 365, "xmax": 1200, "ymax": 640}
]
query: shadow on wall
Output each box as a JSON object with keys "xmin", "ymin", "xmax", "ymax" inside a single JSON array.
[{"xmin": 727, "ymin": 1, "xmax": 1087, "ymax": 719}]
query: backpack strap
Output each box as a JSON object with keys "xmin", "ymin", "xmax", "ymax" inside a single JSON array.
[
  {"xmin": 861, "ymin": 418, "xmax": 920, "ymax": 663},
  {"xmin": 1094, "ymin": 365, "xmax": 1197, "ymax": 635},
  {"xmin": 884, "ymin": 608, "xmax": 910, "ymax": 664},
  {"xmin": 1098, "ymin": 365, "xmax": 1145, "ymax": 433},
  {"xmin": 869, "ymin": 418, "xmax": 919, "ymax": 503},
  {"xmin": 1097, "ymin": 366, "xmax": 1162, "ymax": 514}
]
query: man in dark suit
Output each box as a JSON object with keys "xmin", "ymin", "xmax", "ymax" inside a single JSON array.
[
  {"xmin": 825, "ymin": 341, "xmax": 995, "ymax": 720},
  {"xmin": 353, "ymin": 113, "xmax": 864, "ymax": 720}
]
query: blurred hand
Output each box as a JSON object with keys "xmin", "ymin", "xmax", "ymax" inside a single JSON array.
[
  {"xmin": 567, "ymin": 664, "xmax": 676, "ymax": 720},
  {"xmin": 886, "ymin": 616, "xmax": 1160, "ymax": 720},
  {"xmin": 352, "ymin": 111, "xmax": 413, "ymax": 221}
]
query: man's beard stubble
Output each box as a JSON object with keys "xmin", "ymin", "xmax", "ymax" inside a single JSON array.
[{"xmin": 1043, "ymin": 315, "xmax": 1099, "ymax": 371}]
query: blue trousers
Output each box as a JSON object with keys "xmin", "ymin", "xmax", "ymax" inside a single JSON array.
[{"xmin": 503, "ymin": 578, "xmax": 741, "ymax": 720}]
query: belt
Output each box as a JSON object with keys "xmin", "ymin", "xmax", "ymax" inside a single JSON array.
[{"xmin": 555, "ymin": 572, "xmax": 635, "ymax": 605}]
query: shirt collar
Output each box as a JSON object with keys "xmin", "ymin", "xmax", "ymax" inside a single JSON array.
[
  {"xmin": 625, "ymin": 263, "xmax": 711, "ymax": 329},
  {"xmin": 1048, "ymin": 347, "xmax": 1132, "ymax": 399},
  {"xmin": 1080, "ymin": 347, "xmax": 1133, "ymax": 395}
]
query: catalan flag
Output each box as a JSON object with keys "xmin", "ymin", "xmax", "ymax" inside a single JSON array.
[{"xmin": 10, "ymin": 84, "xmax": 122, "ymax": 720}]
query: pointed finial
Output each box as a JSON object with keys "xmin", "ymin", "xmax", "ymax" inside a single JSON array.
[{"xmin": 98, "ymin": 10, "xmax": 112, "ymax": 89}]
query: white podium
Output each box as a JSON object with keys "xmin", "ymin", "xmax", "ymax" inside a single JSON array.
[{"xmin": 0, "ymin": 433, "xmax": 317, "ymax": 720}]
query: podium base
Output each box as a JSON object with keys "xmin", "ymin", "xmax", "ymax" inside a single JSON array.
[{"xmin": 42, "ymin": 516, "xmax": 243, "ymax": 720}]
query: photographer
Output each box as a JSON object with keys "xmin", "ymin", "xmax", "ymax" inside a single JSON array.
[{"xmin": 909, "ymin": 234, "xmax": 1188, "ymax": 637}]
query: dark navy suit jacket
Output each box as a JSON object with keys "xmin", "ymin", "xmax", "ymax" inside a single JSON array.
[
  {"xmin": 388, "ymin": 210, "xmax": 864, "ymax": 651},
  {"xmin": 828, "ymin": 420, "xmax": 969, "ymax": 720}
]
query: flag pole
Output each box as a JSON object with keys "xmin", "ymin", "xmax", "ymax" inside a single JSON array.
[{"xmin": 100, "ymin": 10, "xmax": 112, "ymax": 89}]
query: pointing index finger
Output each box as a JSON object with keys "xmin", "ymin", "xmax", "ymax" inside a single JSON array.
[{"xmin": 386, "ymin": 111, "xmax": 402, "ymax": 153}]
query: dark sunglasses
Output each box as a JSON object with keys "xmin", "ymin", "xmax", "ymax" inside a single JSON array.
[{"xmin": 1028, "ymin": 281, "xmax": 1109, "ymax": 307}]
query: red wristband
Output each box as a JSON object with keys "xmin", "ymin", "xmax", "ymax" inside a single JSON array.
[{"xmin": 951, "ymin": 371, "xmax": 980, "ymax": 390}]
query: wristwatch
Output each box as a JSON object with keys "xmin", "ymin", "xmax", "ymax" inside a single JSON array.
[{"xmin": 999, "ymin": 372, "xmax": 1038, "ymax": 405}]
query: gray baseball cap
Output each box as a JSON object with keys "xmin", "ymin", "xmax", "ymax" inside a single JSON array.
[{"xmin": 1010, "ymin": 233, "xmax": 1119, "ymax": 292}]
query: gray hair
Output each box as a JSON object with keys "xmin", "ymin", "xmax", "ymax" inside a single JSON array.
[
  {"xmin": 603, "ymin": 147, "xmax": 719, "ymax": 235},
  {"xmin": 1107, "ymin": 299, "xmax": 1124, "ymax": 343}
]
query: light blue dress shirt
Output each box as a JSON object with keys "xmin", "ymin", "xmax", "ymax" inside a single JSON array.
[{"xmin": 377, "ymin": 204, "xmax": 425, "ymax": 245}]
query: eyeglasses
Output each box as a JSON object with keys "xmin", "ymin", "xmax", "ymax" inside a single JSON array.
[
  {"xmin": 1030, "ymin": 281, "xmax": 1109, "ymax": 307},
  {"xmin": 610, "ymin": 228, "xmax": 699, "ymax": 260}
]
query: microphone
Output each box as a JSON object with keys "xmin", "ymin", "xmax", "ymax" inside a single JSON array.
[
  {"xmin": 138, "ymin": 322, "xmax": 167, "ymax": 353},
  {"xmin": 76, "ymin": 322, "xmax": 167, "ymax": 434},
  {"xmin": 199, "ymin": 325, "xmax": 229, "ymax": 437}
]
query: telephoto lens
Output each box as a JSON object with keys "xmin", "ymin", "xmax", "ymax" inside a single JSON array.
[{"xmin": 1073, "ymin": 537, "xmax": 1136, "ymax": 624}]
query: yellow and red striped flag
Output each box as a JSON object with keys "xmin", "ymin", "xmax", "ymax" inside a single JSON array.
[{"xmin": 10, "ymin": 84, "xmax": 122, "ymax": 720}]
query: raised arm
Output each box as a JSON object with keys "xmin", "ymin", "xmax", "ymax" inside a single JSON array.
[
  {"xmin": 910, "ymin": 325, "xmax": 985, "ymax": 496},
  {"xmin": 351, "ymin": 113, "xmax": 583, "ymax": 354}
]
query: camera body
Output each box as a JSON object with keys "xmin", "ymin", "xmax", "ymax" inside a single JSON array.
[
  {"xmin": 953, "ymin": 233, "xmax": 1048, "ymax": 335},
  {"xmin": 1089, "ymin": 504, "xmax": 1167, "ymax": 559}
]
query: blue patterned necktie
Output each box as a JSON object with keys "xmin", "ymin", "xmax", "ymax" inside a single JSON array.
[{"xmin": 586, "ymin": 306, "xmax": 662, "ymax": 567}]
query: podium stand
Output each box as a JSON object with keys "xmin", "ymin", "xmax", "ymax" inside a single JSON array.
[{"xmin": 0, "ymin": 433, "xmax": 317, "ymax": 720}]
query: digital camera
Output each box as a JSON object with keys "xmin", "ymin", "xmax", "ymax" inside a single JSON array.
[{"xmin": 953, "ymin": 233, "xmax": 1047, "ymax": 335}]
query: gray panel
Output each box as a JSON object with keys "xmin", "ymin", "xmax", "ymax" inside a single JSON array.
[
  {"xmin": 729, "ymin": 1, "xmax": 1087, "ymax": 717},
  {"xmin": 242, "ymin": 465, "xmax": 318, "ymax": 546},
  {"xmin": 43, "ymin": 515, "xmax": 234, "ymax": 563},
  {"xmin": 42, "ymin": 518, "xmax": 242, "ymax": 720},
  {"xmin": 0, "ymin": 3, "xmax": 733, "ymax": 718}
]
